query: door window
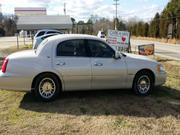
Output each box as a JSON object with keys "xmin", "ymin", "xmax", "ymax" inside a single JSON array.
[
  {"xmin": 57, "ymin": 39, "xmax": 87, "ymax": 57},
  {"xmin": 87, "ymin": 40, "xmax": 114, "ymax": 58}
]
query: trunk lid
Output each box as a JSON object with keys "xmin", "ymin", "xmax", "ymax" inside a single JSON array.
[{"xmin": 8, "ymin": 50, "xmax": 36, "ymax": 59}]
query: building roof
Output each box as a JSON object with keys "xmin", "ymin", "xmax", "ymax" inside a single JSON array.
[
  {"xmin": 15, "ymin": 7, "xmax": 47, "ymax": 16},
  {"xmin": 15, "ymin": 7, "xmax": 46, "ymax": 11},
  {"xmin": 17, "ymin": 15, "xmax": 72, "ymax": 30}
]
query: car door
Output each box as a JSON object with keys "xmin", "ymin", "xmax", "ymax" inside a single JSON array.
[
  {"xmin": 53, "ymin": 39, "xmax": 91, "ymax": 91},
  {"xmin": 87, "ymin": 39, "xmax": 127, "ymax": 89}
]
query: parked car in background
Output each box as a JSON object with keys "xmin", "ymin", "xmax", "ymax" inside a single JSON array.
[
  {"xmin": 0, "ymin": 34, "xmax": 166, "ymax": 101},
  {"xmin": 34, "ymin": 29, "xmax": 63, "ymax": 39},
  {"xmin": 97, "ymin": 31, "xmax": 106, "ymax": 41},
  {"xmin": 33, "ymin": 33, "xmax": 59, "ymax": 49}
]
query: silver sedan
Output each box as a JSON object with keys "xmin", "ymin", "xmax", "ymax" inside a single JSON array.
[{"xmin": 0, "ymin": 34, "xmax": 166, "ymax": 101}]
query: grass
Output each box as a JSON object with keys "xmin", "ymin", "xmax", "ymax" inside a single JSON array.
[
  {"xmin": 0, "ymin": 49, "xmax": 180, "ymax": 135},
  {"xmin": 0, "ymin": 45, "xmax": 32, "ymax": 56},
  {"xmin": 0, "ymin": 45, "xmax": 32, "ymax": 65}
]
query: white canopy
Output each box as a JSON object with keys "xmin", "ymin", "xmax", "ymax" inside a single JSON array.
[{"xmin": 17, "ymin": 15, "xmax": 72, "ymax": 30}]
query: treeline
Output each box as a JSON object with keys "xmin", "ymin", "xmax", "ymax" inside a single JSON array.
[
  {"xmin": 128, "ymin": 0, "xmax": 180, "ymax": 39},
  {"xmin": 75, "ymin": 0, "xmax": 180, "ymax": 39},
  {"xmin": 0, "ymin": 13, "xmax": 17, "ymax": 36},
  {"xmin": 0, "ymin": 0, "xmax": 179, "ymax": 39},
  {"xmin": 72, "ymin": 16, "xmax": 128, "ymax": 35}
]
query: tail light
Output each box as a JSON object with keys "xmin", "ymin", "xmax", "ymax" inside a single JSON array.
[{"xmin": 1, "ymin": 58, "xmax": 9, "ymax": 73}]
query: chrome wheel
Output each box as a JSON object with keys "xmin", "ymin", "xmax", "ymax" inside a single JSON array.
[
  {"xmin": 39, "ymin": 78, "xmax": 56, "ymax": 99},
  {"xmin": 137, "ymin": 75, "xmax": 150, "ymax": 94}
]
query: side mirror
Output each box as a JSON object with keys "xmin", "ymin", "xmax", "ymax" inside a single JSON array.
[{"xmin": 113, "ymin": 51, "xmax": 121, "ymax": 59}]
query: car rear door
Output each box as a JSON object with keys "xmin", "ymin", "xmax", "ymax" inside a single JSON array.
[
  {"xmin": 87, "ymin": 39, "xmax": 127, "ymax": 89},
  {"xmin": 53, "ymin": 39, "xmax": 91, "ymax": 91}
]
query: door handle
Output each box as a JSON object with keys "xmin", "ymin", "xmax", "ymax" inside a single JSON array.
[
  {"xmin": 56, "ymin": 62, "xmax": 66, "ymax": 66},
  {"xmin": 94, "ymin": 63, "xmax": 103, "ymax": 66}
]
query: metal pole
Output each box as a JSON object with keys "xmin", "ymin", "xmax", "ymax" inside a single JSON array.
[
  {"xmin": 32, "ymin": 35, "xmax": 33, "ymax": 47},
  {"xmin": 31, "ymin": 31, "xmax": 33, "ymax": 47},
  {"xmin": 113, "ymin": 0, "xmax": 119, "ymax": 30},
  {"xmin": 23, "ymin": 34, "xmax": 25, "ymax": 45},
  {"xmin": 176, "ymin": 17, "xmax": 178, "ymax": 40},
  {"xmin": 115, "ymin": 0, "xmax": 117, "ymax": 30},
  {"xmin": 16, "ymin": 33, "xmax": 19, "ymax": 49}
]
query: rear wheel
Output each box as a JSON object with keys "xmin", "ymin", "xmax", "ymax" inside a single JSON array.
[
  {"xmin": 34, "ymin": 73, "xmax": 60, "ymax": 101},
  {"xmin": 133, "ymin": 71, "xmax": 154, "ymax": 96}
]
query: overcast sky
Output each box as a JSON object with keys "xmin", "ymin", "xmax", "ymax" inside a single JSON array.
[{"xmin": 0, "ymin": 0, "xmax": 169, "ymax": 21}]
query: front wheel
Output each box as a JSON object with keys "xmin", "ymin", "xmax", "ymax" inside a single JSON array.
[
  {"xmin": 34, "ymin": 74, "xmax": 60, "ymax": 101},
  {"xmin": 133, "ymin": 71, "xmax": 154, "ymax": 96}
]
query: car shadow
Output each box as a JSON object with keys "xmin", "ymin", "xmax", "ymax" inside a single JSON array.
[{"xmin": 19, "ymin": 86, "xmax": 180, "ymax": 118}]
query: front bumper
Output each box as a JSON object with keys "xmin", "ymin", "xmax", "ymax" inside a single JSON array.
[{"xmin": 0, "ymin": 71, "xmax": 32, "ymax": 91}]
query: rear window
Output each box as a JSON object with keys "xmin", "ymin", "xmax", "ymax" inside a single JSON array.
[
  {"xmin": 101, "ymin": 36, "xmax": 105, "ymax": 38},
  {"xmin": 37, "ymin": 31, "xmax": 45, "ymax": 37},
  {"xmin": 47, "ymin": 31, "xmax": 55, "ymax": 34},
  {"xmin": 47, "ymin": 31, "xmax": 62, "ymax": 34}
]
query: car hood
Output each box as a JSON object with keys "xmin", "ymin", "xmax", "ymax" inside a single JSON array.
[
  {"xmin": 123, "ymin": 53, "xmax": 157, "ymax": 63},
  {"xmin": 8, "ymin": 50, "xmax": 36, "ymax": 59}
]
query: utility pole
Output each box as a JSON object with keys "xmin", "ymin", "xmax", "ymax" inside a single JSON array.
[
  {"xmin": 0, "ymin": 4, "xmax": 2, "ymax": 23},
  {"xmin": 0, "ymin": 4, "xmax": 2, "ymax": 13},
  {"xmin": 64, "ymin": 3, "xmax": 66, "ymax": 16},
  {"xmin": 113, "ymin": 0, "xmax": 119, "ymax": 30}
]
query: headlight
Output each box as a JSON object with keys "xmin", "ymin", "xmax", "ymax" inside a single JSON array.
[{"xmin": 157, "ymin": 64, "xmax": 165, "ymax": 72}]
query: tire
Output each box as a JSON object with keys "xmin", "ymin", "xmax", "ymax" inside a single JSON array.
[
  {"xmin": 133, "ymin": 71, "xmax": 154, "ymax": 96},
  {"xmin": 34, "ymin": 73, "xmax": 60, "ymax": 101}
]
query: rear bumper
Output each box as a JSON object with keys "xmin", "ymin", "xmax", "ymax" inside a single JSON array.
[
  {"xmin": 0, "ymin": 71, "xmax": 32, "ymax": 91},
  {"xmin": 155, "ymin": 71, "xmax": 167, "ymax": 86}
]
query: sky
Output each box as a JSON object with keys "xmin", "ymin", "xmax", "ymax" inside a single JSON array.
[{"xmin": 0, "ymin": 0, "xmax": 170, "ymax": 22}]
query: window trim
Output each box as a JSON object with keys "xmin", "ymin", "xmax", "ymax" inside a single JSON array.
[{"xmin": 56, "ymin": 39, "xmax": 89, "ymax": 57}]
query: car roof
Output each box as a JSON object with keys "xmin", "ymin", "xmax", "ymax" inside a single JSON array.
[{"xmin": 47, "ymin": 34, "xmax": 105, "ymax": 43}]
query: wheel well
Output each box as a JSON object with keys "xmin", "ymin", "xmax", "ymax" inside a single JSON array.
[
  {"xmin": 134, "ymin": 69, "xmax": 155, "ymax": 83},
  {"xmin": 31, "ymin": 72, "xmax": 62, "ymax": 91}
]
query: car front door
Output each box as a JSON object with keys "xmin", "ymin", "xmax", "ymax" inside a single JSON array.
[
  {"xmin": 53, "ymin": 39, "xmax": 91, "ymax": 91},
  {"xmin": 87, "ymin": 39, "xmax": 127, "ymax": 89}
]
